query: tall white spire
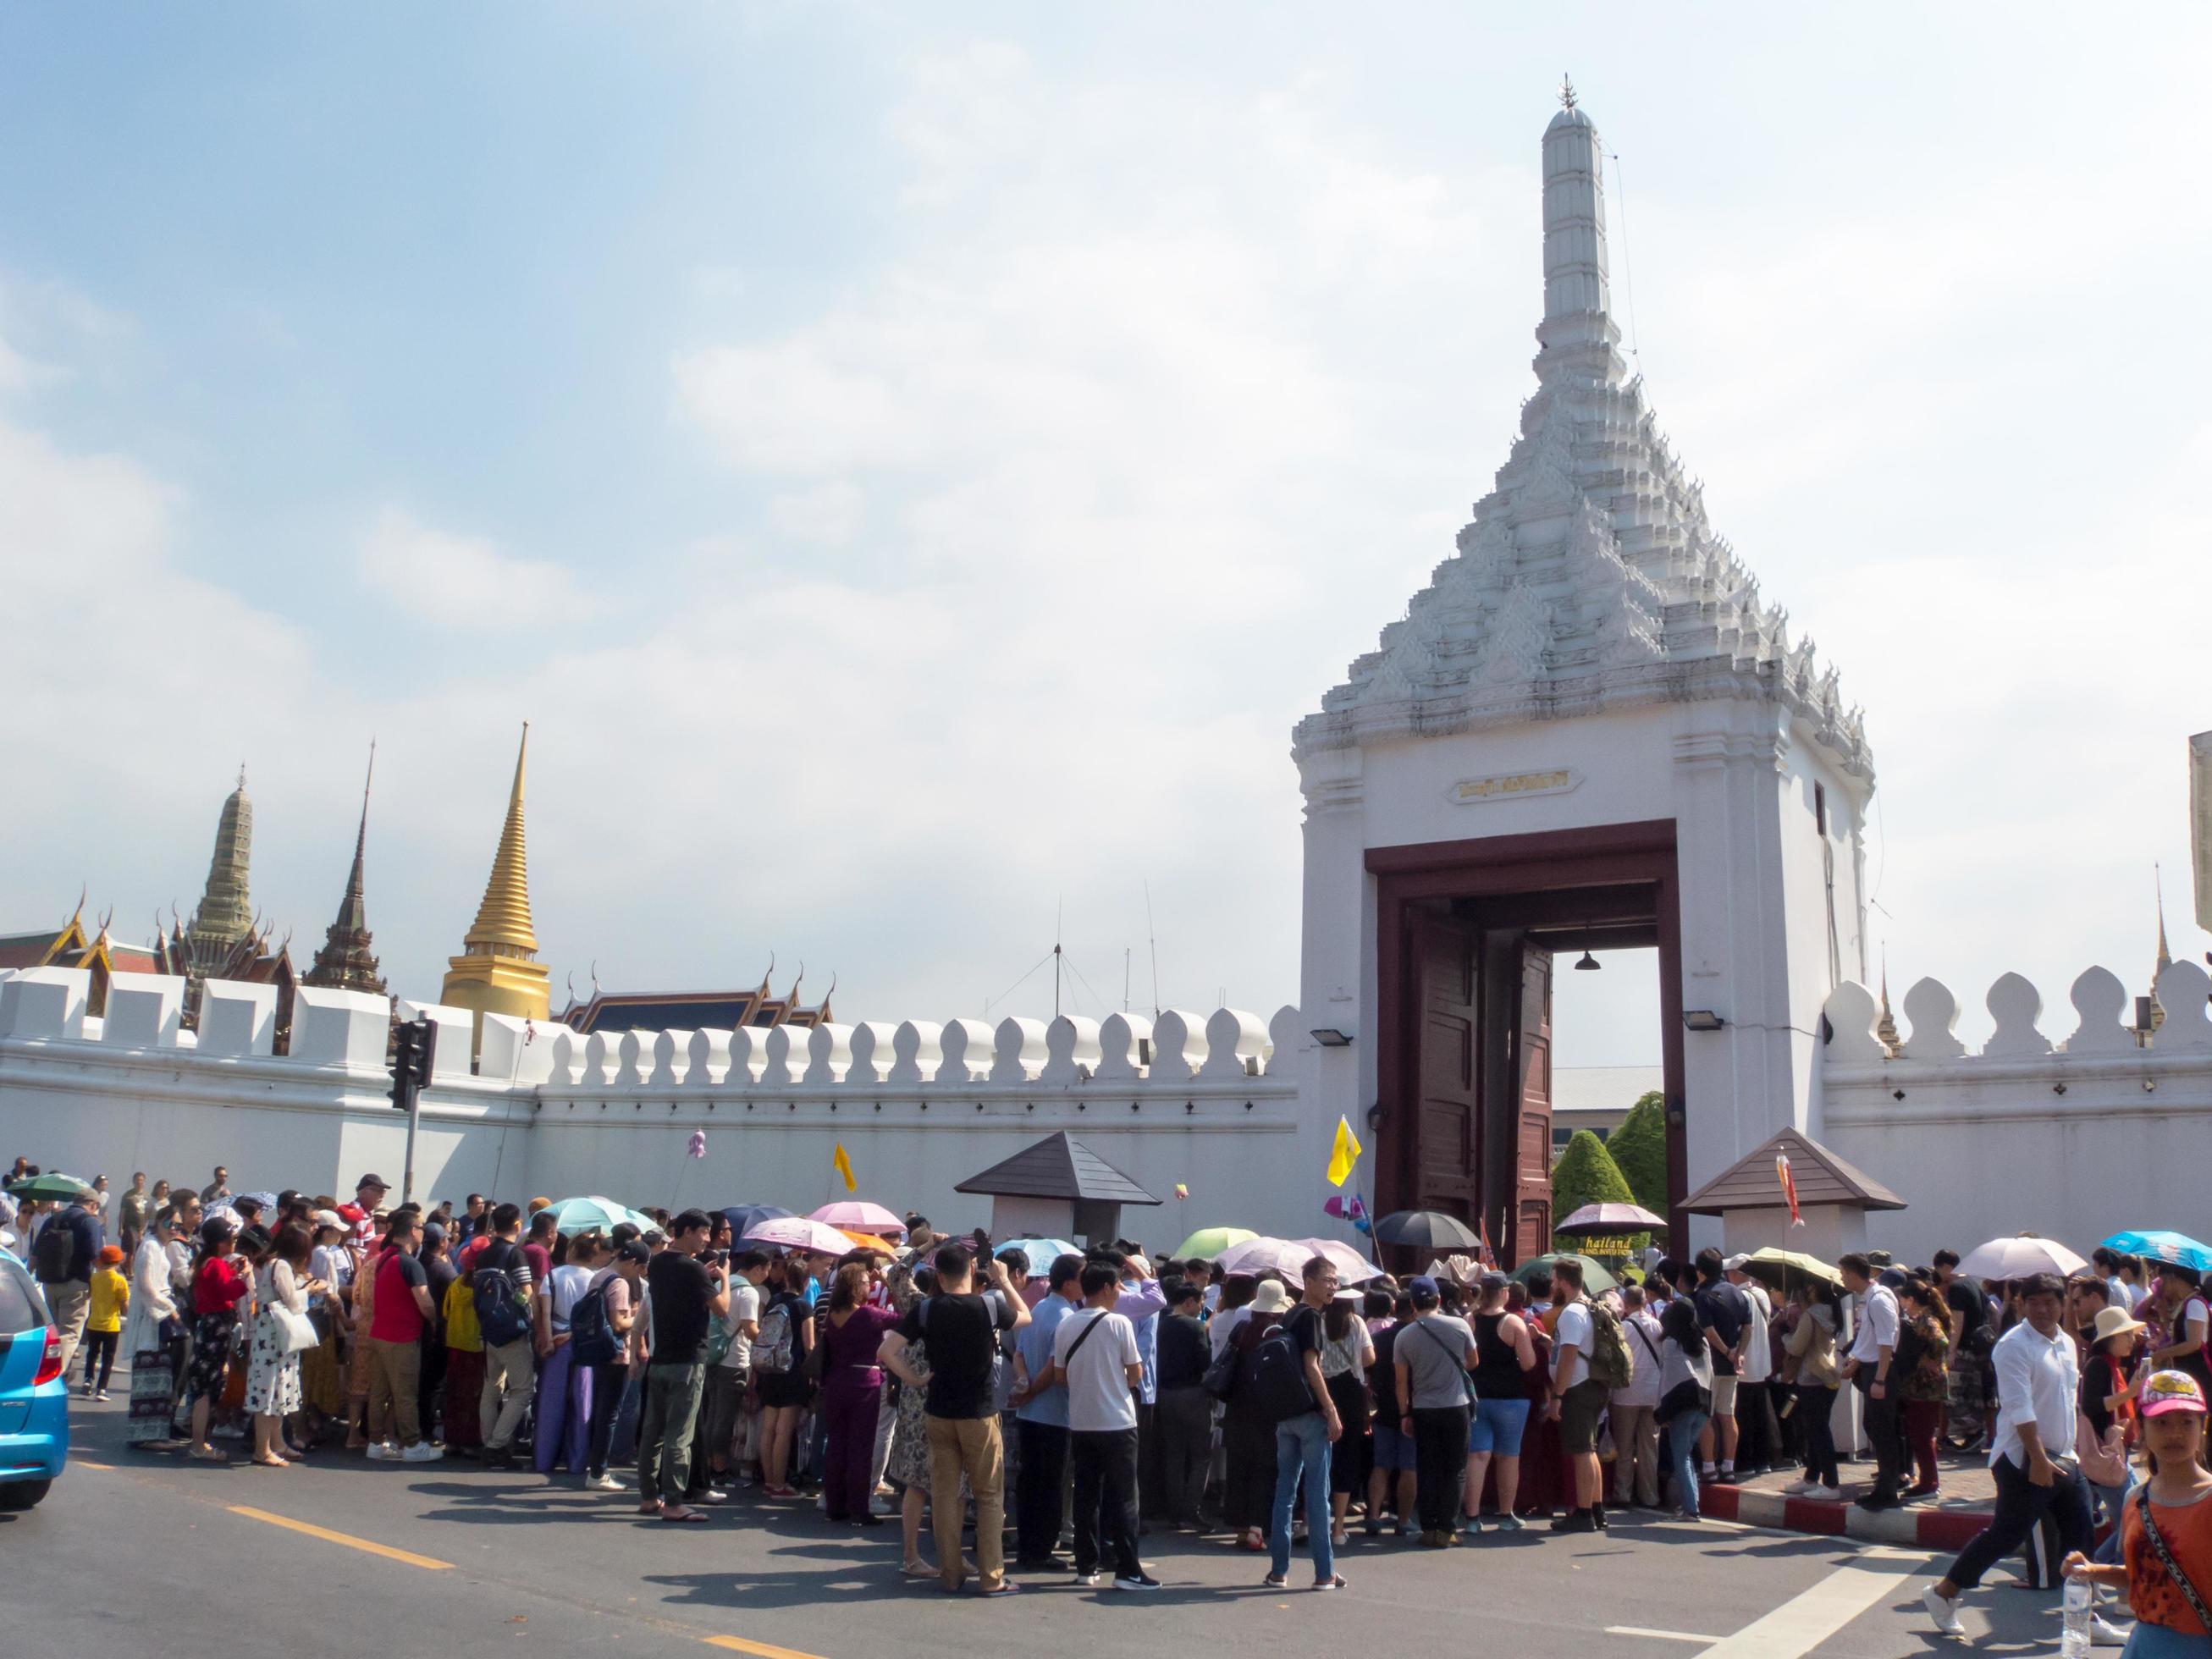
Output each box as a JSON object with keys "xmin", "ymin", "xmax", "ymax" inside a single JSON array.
[{"xmin": 1537, "ymin": 80, "xmax": 1624, "ymax": 383}]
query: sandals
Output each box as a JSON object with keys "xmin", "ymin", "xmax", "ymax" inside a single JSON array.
[
  {"xmin": 902, "ymin": 1560, "xmax": 935, "ymax": 1577},
  {"xmin": 190, "ymin": 1445, "xmax": 229, "ymax": 1462},
  {"xmin": 660, "ymin": 1506, "xmax": 709, "ymax": 1523},
  {"xmin": 251, "ymin": 1455, "xmax": 290, "ymax": 1469}
]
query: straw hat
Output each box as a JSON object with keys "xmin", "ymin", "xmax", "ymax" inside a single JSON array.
[{"xmin": 2093, "ymin": 1304, "xmax": 2147, "ymax": 1347}]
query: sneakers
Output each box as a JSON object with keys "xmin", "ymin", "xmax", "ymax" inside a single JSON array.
[
  {"xmin": 2090, "ymin": 1614, "xmax": 2131, "ymax": 1647},
  {"xmin": 1073, "ymin": 1571, "xmax": 1101, "ymax": 1588},
  {"xmin": 1111, "ymin": 1574, "xmax": 1162, "ymax": 1591},
  {"xmin": 95, "ymin": 1388, "xmax": 111, "ymax": 1402},
  {"xmin": 401, "ymin": 1441, "xmax": 445, "ymax": 1463},
  {"xmin": 1493, "ymin": 1513, "xmax": 1525, "ymax": 1533},
  {"xmin": 1922, "ymin": 1586, "xmax": 1962, "ymax": 1636},
  {"xmin": 365, "ymin": 1441, "xmax": 400, "ymax": 1462},
  {"xmin": 1550, "ymin": 1509, "xmax": 1597, "ymax": 1534},
  {"xmin": 1459, "ymin": 1514, "xmax": 1484, "ymax": 1535},
  {"xmin": 586, "ymin": 1472, "xmax": 622, "ymax": 1491}
]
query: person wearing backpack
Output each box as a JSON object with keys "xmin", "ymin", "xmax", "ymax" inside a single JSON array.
[
  {"xmin": 472, "ymin": 1203, "xmax": 538, "ymax": 1468},
  {"xmin": 580, "ymin": 1239, "xmax": 649, "ymax": 1490},
  {"xmin": 1546, "ymin": 1257, "xmax": 1614, "ymax": 1533},
  {"xmin": 1040, "ymin": 1262, "xmax": 1157, "ymax": 1590},
  {"xmin": 1255, "ymin": 1254, "xmax": 1346, "ymax": 1591},
  {"xmin": 36, "ymin": 1187, "xmax": 106, "ymax": 1376}
]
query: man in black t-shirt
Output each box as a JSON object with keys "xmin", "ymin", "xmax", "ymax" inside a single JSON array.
[
  {"xmin": 637, "ymin": 1210, "xmax": 730, "ymax": 1521},
  {"xmin": 1154, "ymin": 1280, "xmax": 1211, "ymax": 1529},
  {"xmin": 880, "ymin": 1242, "xmax": 1030, "ymax": 1596},
  {"xmin": 1690, "ymin": 1248, "xmax": 1750, "ymax": 1480}
]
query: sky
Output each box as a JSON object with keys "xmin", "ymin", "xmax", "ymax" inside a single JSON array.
[{"xmin": 2, "ymin": 4, "xmax": 2206, "ymax": 1067}]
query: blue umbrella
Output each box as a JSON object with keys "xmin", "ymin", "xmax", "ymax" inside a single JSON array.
[
  {"xmin": 723, "ymin": 1204, "xmax": 793, "ymax": 1241},
  {"xmin": 2100, "ymin": 1231, "xmax": 2212, "ymax": 1274},
  {"xmin": 995, "ymin": 1238, "xmax": 1078, "ymax": 1271}
]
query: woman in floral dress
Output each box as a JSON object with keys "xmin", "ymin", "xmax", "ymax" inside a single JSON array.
[
  {"xmin": 245, "ymin": 1225, "xmax": 322, "ymax": 1467},
  {"xmin": 884, "ymin": 1262, "xmax": 946, "ymax": 1576}
]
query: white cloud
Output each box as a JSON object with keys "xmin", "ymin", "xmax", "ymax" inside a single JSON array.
[
  {"xmin": 766, "ymin": 482, "xmax": 865, "ymax": 548},
  {"xmin": 357, "ymin": 507, "xmax": 585, "ymax": 630}
]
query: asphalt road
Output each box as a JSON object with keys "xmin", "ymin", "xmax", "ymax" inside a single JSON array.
[{"xmin": 0, "ymin": 1396, "xmax": 2073, "ymax": 1659}]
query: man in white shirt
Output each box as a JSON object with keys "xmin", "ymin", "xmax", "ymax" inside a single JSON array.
[
  {"xmin": 1042, "ymin": 1263, "xmax": 1156, "ymax": 1590},
  {"xmin": 1608, "ymin": 1284, "xmax": 1664, "ymax": 1509},
  {"xmin": 1724, "ymin": 1256, "xmax": 1776, "ymax": 1477},
  {"xmin": 1839, "ymin": 1253, "xmax": 1906, "ymax": 1509},
  {"xmin": 1546, "ymin": 1258, "xmax": 1608, "ymax": 1532},
  {"xmin": 1922, "ymin": 1272, "xmax": 2099, "ymax": 1637}
]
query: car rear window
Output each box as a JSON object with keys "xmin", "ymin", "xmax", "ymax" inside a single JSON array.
[{"xmin": 0, "ymin": 1259, "xmax": 50, "ymax": 1336}]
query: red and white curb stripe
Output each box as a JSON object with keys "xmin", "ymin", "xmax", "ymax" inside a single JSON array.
[{"xmin": 1697, "ymin": 1484, "xmax": 1991, "ymax": 1552}]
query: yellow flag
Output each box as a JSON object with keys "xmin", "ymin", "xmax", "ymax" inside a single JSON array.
[
  {"xmin": 832, "ymin": 1143, "xmax": 857, "ymax": 1193},
  {"xmin": 1326, "ymin": 1115, "xmax": 1362, "ymax": 1188}
]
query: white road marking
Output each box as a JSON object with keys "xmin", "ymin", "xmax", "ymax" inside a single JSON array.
[
  {"xmin": 1605, "ymin": 1626, "xmax": 1721, "ymax": 1644},
  {"xmin": 1699, "ymin": 1558, "xmax": 1922, "ymax": 1659}
]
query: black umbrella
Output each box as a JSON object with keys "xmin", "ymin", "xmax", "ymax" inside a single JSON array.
[{"xmin": 1372, "ymin": 1210, "xmax": 1484, "ymax": 1251}]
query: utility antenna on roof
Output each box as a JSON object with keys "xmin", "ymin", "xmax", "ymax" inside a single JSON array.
[
  {"xmin": 1144, "ymin": 879, "xmax": 1161, "ymax": 1020},
  {"xmin": 1558, "ymin": 73, "xmax": 1577, "ymax": 110},
  {"xmin": 1054, "ymin": 895, "xmax": 1064, "ymax": 1020}
]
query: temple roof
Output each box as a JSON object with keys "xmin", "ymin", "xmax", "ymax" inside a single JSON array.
[
  {"xmin": 462, "ymin": 724, "xmax": 538, "ymax": 956},
  {"xmin": 955, "ymin": 1132, "xmax": 1161, "ymax": 1205},
  {"xmin": 304, "ymin": 745, "xmax": 386, "ymax": 995},
  {"xmin": 188, "ymin": 769, "xmax": 256, "ymax": 957},
  {"xmin": 1294, "ymin": 91, "xmax": 1870, "ymax": 781}
]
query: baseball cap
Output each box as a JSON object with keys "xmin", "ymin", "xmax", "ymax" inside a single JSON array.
[
  {"xmin": 312, "ymin": 1209, "xmax": 345, "ymax": 1232},
  {"xmin": 615, "ymin": 1240, "xmax": 650, "ymax": 1265},
  {"xmin": 1409, "ymin": 1275, "xmax": 1441, "ymax": 1301},
  {"xmin": 2143, "ymin": 1370, "xmax": 2208, "ymax": 1419},
  {"xmin": 356, "ymin": 1173, "xmax": 389, "ymax": 1192},
  {"xmin": 1479, "ymin": 1271, "xmax": 1509, "ymax": 1292}
]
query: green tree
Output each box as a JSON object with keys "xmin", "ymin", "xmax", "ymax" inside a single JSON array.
[
  {"xmin": 1550, "ymin": 1127, "xmax": 1635, "ymax": 1222},
  {"xmin": 1608, "ymin": 1090, "xmax": 1669, "ymax": 1213}
]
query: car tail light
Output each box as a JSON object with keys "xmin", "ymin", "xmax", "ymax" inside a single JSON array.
[{"xmin": 31, "ymin": 1327, "xmax": 63, "ymax": 1386}]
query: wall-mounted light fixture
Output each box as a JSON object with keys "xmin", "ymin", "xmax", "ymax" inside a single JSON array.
[
  {"xmin": 1682, "ymin": 1010, "xmax": 1727, "ymax": 1032},
  {"xmin": 1311, "ymin": 1028, "xmax": 1354, "ymax": 1048}
]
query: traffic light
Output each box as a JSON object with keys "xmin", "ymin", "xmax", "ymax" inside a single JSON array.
[{"xmin": 389, "ymin": 1017, "xmax": 437, "ymax": 1111}]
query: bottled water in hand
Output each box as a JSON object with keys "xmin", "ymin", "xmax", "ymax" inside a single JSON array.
[{"xmin": 2060, "ymin": 1576, "xmax": 2093, "ymax": 1659}]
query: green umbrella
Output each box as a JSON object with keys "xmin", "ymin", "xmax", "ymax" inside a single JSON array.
[
  {"xmin": 1740, "ymin": 1246, "xmax": 1843, "ymax": 1289},
  {"xmin": 1509, "ymin": 1252, "xmax": 1619, "ymax": 1293},
  {"xmin": 1172, "ymin": 1226, "xmax": 1257, "ymax": 1260},
  {"xmin": 545, "ymin": 1195, "xmax": 655, "ymax": 1237},
  {"xmin": 5, "ymin": 1172, "xmax": 93, "ymax": 1202}
]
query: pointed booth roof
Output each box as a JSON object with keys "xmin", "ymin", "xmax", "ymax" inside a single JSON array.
[
  {"xmin": 1679, "ymin": 1126, "xmax": 1905, "ymax": 1216},
  {"xmin": 955, "ymin": 1133, "xmax": 1162, "ymax": 1207}
]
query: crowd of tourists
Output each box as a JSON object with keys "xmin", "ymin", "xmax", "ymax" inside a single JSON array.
[{"xmin": 5, "ymin": 1158, "xmax": 2211, "ymax": 1643}]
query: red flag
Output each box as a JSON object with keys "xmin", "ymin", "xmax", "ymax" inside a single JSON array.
[
  {"xmin": 1777, "ymin": 1154, "xmax": 1803, "ymax": 1228},
  {"xmin": 1476, "ymin": 1215, "xmax": 1498, "ymax": 1269}
]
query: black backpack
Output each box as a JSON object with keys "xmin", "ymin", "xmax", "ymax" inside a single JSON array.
[
  {"xmin": 471, "ymin": 1243, "xmax": 532, "ymax": 1348},
  {"xmin": 31, "ymin": 1220, "xmax": 76, "ymax": 1285},
  {"xmin": 569, "ymin": 1280, "xmax": 618, "ymax": 1366},
  {"xmin": 1246, "ymin": 1311, "xmax": 1320, "ymax": 1423}
]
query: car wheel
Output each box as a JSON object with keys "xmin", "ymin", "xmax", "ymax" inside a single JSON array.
[{"xmin": 0, "ymin": 1479, "xmax": 52, "ymax": 1510}]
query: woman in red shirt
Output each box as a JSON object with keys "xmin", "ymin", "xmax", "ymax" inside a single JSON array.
[{"xmin": 187, "ymin": 1221, "xmax": 253, "ymax": 1462}]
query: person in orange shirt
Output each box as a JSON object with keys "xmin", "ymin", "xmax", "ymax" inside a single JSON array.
[{"xmin": 2065, "ymin": 1370, "xmax": 2212, "ymax": 1657}]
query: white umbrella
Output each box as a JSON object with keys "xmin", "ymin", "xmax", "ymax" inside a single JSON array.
[
  {"xmin": 742, "ymin": 1215, "xmax": 860, "ymax": 1255},
  {"xmin": 1955, "ymin": 1233, "xmax": 2088, "ymax": 1281},
  {"xmin": 1217, "ymin": 1235, "xmax": 1382, "ymax": 1284}
]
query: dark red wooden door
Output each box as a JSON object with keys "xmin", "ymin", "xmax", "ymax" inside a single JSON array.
[
  {"xmin": 1409, "ymin": 911, "xmax": 1482, "ymax": 1229},
  {"xmin": 1512, "ymin": 940, "xmax": 1554, "ymax": 1264}
]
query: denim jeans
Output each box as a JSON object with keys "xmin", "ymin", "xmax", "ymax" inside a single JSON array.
[
  {"xmin": 1270, "ymin": 1410, "xmax": 1333, "ymax": 1581},
  {"xmin": 2090, "ymin": 1466, "xmax": 2134, "ymax": 1567},
  {"xmin": 1669, "ymin": 1408, "xmax": 1710, "ymax": 1514}
]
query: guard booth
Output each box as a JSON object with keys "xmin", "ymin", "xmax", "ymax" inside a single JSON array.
[{"xmin": 955, "ymin": 1131, "xmax": 1162, "ymax": 1248}]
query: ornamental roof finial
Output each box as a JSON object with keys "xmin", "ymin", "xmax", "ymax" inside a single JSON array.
[{"xmin": 1558, "ymin": 73, "xmax": 1576, "ymax": 111}]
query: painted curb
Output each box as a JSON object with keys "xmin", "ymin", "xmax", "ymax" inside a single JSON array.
[{"xmin": 1699, "ymin": 1484, "xmax": 1990, "ymax": 1552}]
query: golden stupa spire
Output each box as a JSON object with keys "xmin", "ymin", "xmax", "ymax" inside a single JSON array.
[{"xmin": 464, "ymin": 722, "xmax": 538, "ymax": 956}]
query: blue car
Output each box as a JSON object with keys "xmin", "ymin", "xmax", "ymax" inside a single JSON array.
[{"xmin": 0, "ymin": 1251, "xmax": 68, "ymax": 1507}]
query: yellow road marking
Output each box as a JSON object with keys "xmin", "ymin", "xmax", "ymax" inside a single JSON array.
[
  {"xmin": 703, "ymin": 1638, "xmax": 829, "ymax": 1659},
  {"xmin": 226, "ymin": 1505, "xmax": 452, "ymax": 1570},
  {"xmin": 74, "ymin": 1459, "xmax": 114, "ymax": 1470}
]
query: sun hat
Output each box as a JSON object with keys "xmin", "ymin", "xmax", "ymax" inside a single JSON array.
[
  {"xmin": 2143, "ymin": 1370, "xmax": 2208, "ymax": 1419},
  {"xmin": 2093, "ymin": 1305, "xmax": 2147, "ymax": 1347},
  {"xmin": 1722, "ymin": 1254, "xmax": 1750, "ymax": 1272},
  {"xmin": 1249, "ymin": 1280, "xmax": 1294, "ymax": 1315}
]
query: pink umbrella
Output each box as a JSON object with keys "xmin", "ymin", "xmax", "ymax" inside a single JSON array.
[
  {"xmin": 808, "ymin": 1200, "xmax": 906, "ymax": 1236},
  {"xmin": 1217, "ymin": 1236, "xmax": 1382, "ymax": 1284},
  {"xmin": 742, "ymin": 1216, "xmax": 858, "ymax": 1255}
]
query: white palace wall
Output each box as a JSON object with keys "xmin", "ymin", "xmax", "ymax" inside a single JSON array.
[
  {"xmin": 1816, "ymin": 959, "xmax": 2212, "ymax": 1263},
  {"xmin": 0, "ymin": 967, "xmax": 1331, "ymax": 1250}
]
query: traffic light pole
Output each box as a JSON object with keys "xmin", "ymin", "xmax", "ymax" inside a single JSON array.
[
  {"xmin": 393, "ymin": 1017, "xmax": 437, "ymax": 1206},
  {"xmin": 402, "ymin": 1077, "xmax": 422, "ymax": 1207}
]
